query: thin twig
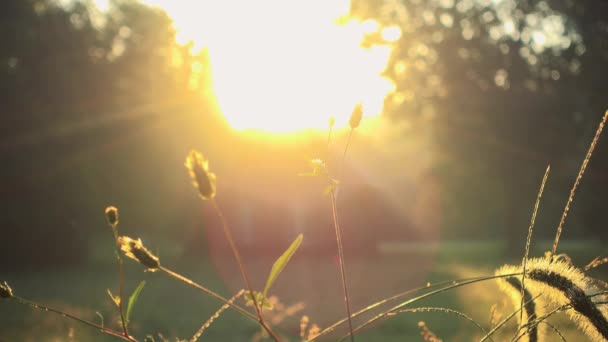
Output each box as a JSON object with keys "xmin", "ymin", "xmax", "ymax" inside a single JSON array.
[
  {"xmin": 552, "ymin": 110, "xmax": 608, "ymax": 257},
  {"xmin": 329, "ymin": 190, "xmax": 355, "ymax": 342},
  {"xmin": 210, "ymin": 200, "xmax": 281, "ymax": 342},
  {"xmin": 12, "ymin": 296, "xmax": 133, "ymax": 341}
]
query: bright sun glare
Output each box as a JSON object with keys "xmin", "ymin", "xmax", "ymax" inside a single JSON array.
[{"xmin": 98, "ymin": 0, "xmax": 400, "ymax": 132}]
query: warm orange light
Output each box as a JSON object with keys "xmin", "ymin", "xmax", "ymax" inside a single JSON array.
[{"xmin": 107, "ymin": 0, "xmax": 399, "ymax": 133}]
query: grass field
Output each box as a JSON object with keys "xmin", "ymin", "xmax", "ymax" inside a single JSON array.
[{"xmin": 0, "ymin": 240, "xmax": 604, "ymax": 341}]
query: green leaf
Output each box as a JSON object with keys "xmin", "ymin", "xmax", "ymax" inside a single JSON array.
[
  {"xmin": 126, "ymin": 280, "xmax": 146, "ymax": 324},
  {"xmin": 263, "ymin": 234, "xmax": 303, "ymax": 297}
]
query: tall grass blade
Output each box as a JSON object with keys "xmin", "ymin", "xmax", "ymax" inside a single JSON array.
[
  {"xmin": 126, "ymin": 281, "xmax": 146, "ymax": 324},
  {"xmin": 263, "ymin": 234, "xmax": 303, "ymax": 297}
]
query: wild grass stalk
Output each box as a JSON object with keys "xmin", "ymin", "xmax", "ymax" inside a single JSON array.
[
  {"xmin": 185, "ymin": 150, "xmax": 280, "ymax": 341},
  {"xmin": 330, "ymin": 104, "xmax": 364, "ymax": 342},
  {"xmin": 210, "ymin": 200, "xmax": 281, "ymax": 342},
  {"xmin": 190, "ymin": 289, "xmax": 245, "ymax": 342},
  {"xmin": 551, "ymin": 110, "xmax": 608, "ymax": 258},
  {"xmin": 519, "ymin": 166, "xmax": 550, "ymax": 328},
  {"xmin": 328, "ymin": 189, "xmax": 355, "ymax": 342},
  {"xmin": 307, "ymin": 272, "xmax": 522, "ymax": 341},
  {"xmin": 2, "ymin": 285, "xmax": 133, "ymax": 341},
  {"xmin": 105, "ymin": 206, "xmax": 133, "ymax": 341}
]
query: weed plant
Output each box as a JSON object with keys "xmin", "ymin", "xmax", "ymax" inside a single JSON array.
[{"xmin": 1, "ymin": 109, "xmax": 607, "ymax": 341}]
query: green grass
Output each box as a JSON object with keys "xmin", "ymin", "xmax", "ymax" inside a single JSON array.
[{"xmin": 1, "ymin": 240, "xmax": 603, "ymax": 341}]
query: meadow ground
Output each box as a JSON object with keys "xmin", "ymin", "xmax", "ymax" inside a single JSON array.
[{"xmin": 0, "ymin": 240, "xmax": 604, "ymax": 341}]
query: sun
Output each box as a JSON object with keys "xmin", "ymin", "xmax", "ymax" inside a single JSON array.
[{"xmin": 102, "ymin": 0, "xmax": 400, "ymax": 133}]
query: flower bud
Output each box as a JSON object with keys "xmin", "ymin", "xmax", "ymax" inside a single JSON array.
[
  {"xmin": 185, "ymin": 150, "xmax": 217, "ymax": 200},
  {"xmin": 349, "ymin": 103, "xmax": 363, "ymax": 129},
  {"xmin": 105, "ymin": 206, "xmax": 119, "ymax": 228}
]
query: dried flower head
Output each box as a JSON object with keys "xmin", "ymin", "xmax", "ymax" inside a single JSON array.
[
  {"xmin": 349, "ymin": 103, "xmax": 363, "ymax": 129},
  {"xmin": 307, "ymin": 323, "xmax": 321, "ymax": 340},
  {"xmin": 118, "ymin": 236, "xmax": 160, "ymax": 271},
  {"xmin": 0, "ymin": 281, "xmax": 13, "ymax": 299},
  {"xmin": 300, "ymin": 315, "xmax": 310, "ymax": 338},
  {"xmin": 105, "ymin": 206, "xmax": 119, "ymax": 228},
  {"xmin": 185, "ymin": 150, "xmax": 217, "ymax": 200}
]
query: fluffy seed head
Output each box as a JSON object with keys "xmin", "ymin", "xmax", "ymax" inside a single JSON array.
[
  {"xmin": 118, "ymin": 236, "xmax": 160, "ymax": 271},
  {"xmin": 105, "ymin": 206, "xmax": 119, "ymax": 227},
  {"xmin": 349, "ymin": 103, "xmax": 363, "ymax": 129},
  {"xmin": 185, "ymin": 150, "xmax": 216, "ymax": 200},
  {"xmin": 0, "ymin": 281, "xmax": 13, "ymax": 298},
  {"xmin": 497, "ymin": 258, "xmax": 608, "ymax": 342}
]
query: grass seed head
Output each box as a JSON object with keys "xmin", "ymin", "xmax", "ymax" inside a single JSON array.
[
  {"xmin": 0, "ymin": 281, "xmax": 13, "ymax": 299},
  {"xmin": 185, "ymin": 150, "xmax": 217, "ymax": 200},
  {"xmin": 349, "ymin": 103, "xmax": 363, "ymax": 129},
  {"xmin": 105, "ymin": 206, "xmax": 119, "ymax": 228},
  {"xmin": 118, "ymin": 236, "xmax": 160, "ymax": 271},
  {"xmin": 497, "ymin": 258, "xmax": 608, "ymax": 342},
  {"xmin": 328, "ymin": 116, "xmax": 335, "ymax": 128}
]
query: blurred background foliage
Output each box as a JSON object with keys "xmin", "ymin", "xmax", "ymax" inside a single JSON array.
[{"xmin": 1, "ymin": 0, "xmax": 607, "ymax": 272}]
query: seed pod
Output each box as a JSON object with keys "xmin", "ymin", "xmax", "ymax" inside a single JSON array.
[
  {"xmin": 105, "ymin": 206, "xmax": 119, "ymax": 228},
  {"xmin": 185, "ymin": 150, "xmax": 217, "ymax": 200},
  {"xmin": 0, "ymin": 281, "xmax": 13, "ymax": 299},
  {"xmin": 349, "ymin": 104, "xmax": 363, "ymax": 129},
  {"xmin": 118, "ymin": 236, "xmax": 160, "ymax": 271}
]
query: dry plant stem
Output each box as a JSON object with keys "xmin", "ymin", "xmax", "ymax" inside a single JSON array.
[
  {"xmin": 210, "ymin": 200, "xmax": 281, "ymax": 342},
  {"xmin": 110, "ymin": 226, "xmax": 131, "ymax": 340},
  {"xmin": 337, "ymin": 307, "xmax": 490, "ymax": 342},
  {"xmin": 520, "ymin": 165, "xmax": 550, "ymax": 324},
  {"xmin": 552, "ymin": 110, "xmax": 608, "ymax": 257},
  {"xmin": 308, "ymin": 275, "xmax": 515, "ymax": 342},
  {"xmin": 480, "ymin": 294, "xmax": 541, "ymax": 342},
  {"xmin": 158, "ymin": 266, "xmax": 257, "ymax": 322},
  {"xmin": 12, "ymin": 296, "xmax": 134, "ymax": 341},
  {"xmin": 190, "ymin": 289, "xmax": 245, "ymax": 342},
  {"xmin": 337, "ymin": 128, "xmax": 354, "ymax": 183},
  {"xmin": 513, "ymin": 303, "xmax": 571, "ymax": 342},
  {"xmin": 307, "ymin": 272, "xmax": 523, "ymax": 342},
  {"xmin": 329, "ymin": 190, "xmax": 355, "ymax": 342}
]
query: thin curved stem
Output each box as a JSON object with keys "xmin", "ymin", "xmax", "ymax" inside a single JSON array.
[
  {"xmin": 110, "ymin": 225, "xmax": 131, "ymax": 340},
  {"xmin": 520, "ymin": 165, "xmax": 550, "ymax": 324},
  {"xmin": 329, "ymin": 190, "xmax": 355, "ymax": 342},
  {"xmin": 307, "ymin": 273, "xmax": 522, "ymax": 341},
  {"xmin": 12, "ymin": 296, "xmax": 133, "ymax": 341},
  {"xmin": 210, "ymin": 200, "xmax": 281, "ymax": 342},
  {"xmin": 552, "ymin": 110, "xmax": 608, "ymax": 257},
  {"xmin": 159, "ymin": 266, "xmax": 257, "ymax": 322},
  {"xmin": 337, "ymin": 306, "xmax": 491, "ymax": 342}
]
